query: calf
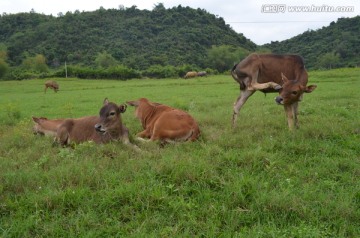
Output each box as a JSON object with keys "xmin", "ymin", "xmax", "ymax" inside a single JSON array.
[
  {"xmin": 32, "ymin": 116, "xmax": 64, "ymax": 137},
  {"xmin": 126, "ymin": 98, "xmax": 200, "ymax": 143},
  {"xmin": 44, "ymin": 80, "xmax": 59, "ymax": 93},
  {"xmin": 56, "ymin": 98, "xmax": 131, "ymax": 146},
  {"xmin": 231, "ymin": 53, "xmax": 317, "ymax": 130}
]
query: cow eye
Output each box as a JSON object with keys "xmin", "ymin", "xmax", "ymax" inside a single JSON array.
[
  {"xmin": 292, "ymin": 91, "xmax": 298, "ymax": 95},
  {"xmin": 109, "ymin": 111, "xmax": 116, "ymax": 116}
]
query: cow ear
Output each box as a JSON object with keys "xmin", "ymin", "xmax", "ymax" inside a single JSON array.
[
  {"xmin": 103, "ymin": 98, "xmax": 109, "ymax": 105},
  {"xmin": 32, "ymin": 116, "xmax": 39, "ymax": 123},
  {"xmin": 126, "ymin": 100, "xmax": 139, "ymax": 107},
  {"xmin": 305, "ymin": 85, "xmax": 317, "ymax": 93},
  {"xmin": 281, "ymin": 72, "xmax": 289, "ymax": 82},
  {"xmin": 119, "ymin": 104, "xmax": 127, "ymax": 113}
]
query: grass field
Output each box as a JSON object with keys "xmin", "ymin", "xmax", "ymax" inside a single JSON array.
[{"xmin": 0, "ymin": 68, "xmax": 359, "ymax": 237}]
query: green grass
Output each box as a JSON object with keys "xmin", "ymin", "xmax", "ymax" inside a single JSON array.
[{"xmin": 0, "ymin": 68, "xmax": 359, "ymax": 237}]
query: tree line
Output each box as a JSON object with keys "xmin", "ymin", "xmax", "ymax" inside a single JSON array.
[{"xmin": 0, "ymin": 4, "xmax": 255, "ymax": 80}]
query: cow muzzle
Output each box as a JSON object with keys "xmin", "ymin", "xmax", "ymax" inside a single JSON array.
[
  {"xmin": 275, "ymin": 96, "xmax": 284, "ymax": 105},
  {"xmin": 95, "ymin": 123, "xmax": 106, "ymax": 134}
]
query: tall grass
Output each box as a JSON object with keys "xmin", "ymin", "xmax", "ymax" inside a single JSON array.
[{"xmin": 0, "ymin": 68, "xmax": 359, "ymax": 237}]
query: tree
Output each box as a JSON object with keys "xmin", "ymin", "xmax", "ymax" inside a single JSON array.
[
  {"xmin": 21, "ymin": 54, "xmax": 48, "ymax": 72},
  {"xmin": 317, "ymin": 52, "xmax": 340, "ymax": 69},
  {"xmin": 0, "ymin": 59, "xmax": 9, "ymax": 78},
  {"xmin": 207, "ymin": 45, "xmax": 249, "ymax": 72},
  {"xmin": 33, "ymin": 54, "xmax": 48, "ymax": 72},
  {"xmin": 95, "ymin": 52, "xmax": 118, "ymax": 68}
]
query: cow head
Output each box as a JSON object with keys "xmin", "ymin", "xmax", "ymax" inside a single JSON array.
[
  {"xmin": 95, "ymin": 98, "xmax": 126, "ymax": 135},
  {"xmin": 275, "ymin": 73, "xmax": 317, "ymax": 105},
  {"xmin": 126, "ymin": 98, "xmax": 149, "ymax": 120}
]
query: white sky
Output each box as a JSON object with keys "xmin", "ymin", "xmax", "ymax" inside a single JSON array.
[{"xmin": 1, "ymin": 0, "xmax": 359, "ymax": 45}]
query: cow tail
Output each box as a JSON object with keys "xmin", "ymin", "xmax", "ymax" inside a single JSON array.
[{"xmin": 231, "ymin": 64, "xmax": 246, "ymax": 91}]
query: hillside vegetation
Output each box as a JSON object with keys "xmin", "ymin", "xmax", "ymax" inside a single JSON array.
[
  {"xmin": 0, "ymin": 4, "xmax": 254, "ymax": 70},
  {"xmin": 0, "ymin": 6, "xmax": 359, "ymax": 80},
  {"xmin": 266, "ymin": 16, "xmax": 360, "ymax": 69},
  {"xmin": 0, "ymin": 68, "xmax": 360, "ymax": 236}
]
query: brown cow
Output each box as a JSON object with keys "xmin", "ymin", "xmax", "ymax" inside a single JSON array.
[
  {"xmin": 56, "ymin": 98, "xmax": 132, "ymax": 147},
  {"xmin": 32, "ymin": 117, "xmax": 64, "ymax": 136},
  {"xmin": 231, "ymin": 53, "xmax": 317, "ymax": 130},
  {"xmin": 126, "ymin": 98, "xmax": 200, "ymax": 143},
  {"xmin": 184, "ymin": 71, "xmax": 198, "ymax": 79},
  {"xmin": 44, "ymin": 80, "xmax": 59, "ymax": 93}
]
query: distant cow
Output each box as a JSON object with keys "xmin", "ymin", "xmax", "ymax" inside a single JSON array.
[
  {"xmin": 32, "ymin": 116, "xmax": 64, "ymax": 137},
  {"xmin": 56, "ymin": 98, "xmax": 132, "ymax": 147},
  {"xmin": 231, "ymin": 53, "xmax": 317, "ymax": 130},
  {"xmin": 197, "ymin": 71, "xmax": 207, "ymax": 77},
  {"xmin": 126, "ymin": 98, "xmax": 200, "ymax": 143},
  {"xmin": 184, "ymin": 71, "xmax": 198, "ymax": 79},
  {"xmin": 44, "ymin": 80, "xmax": 59, "ymax": 93}
]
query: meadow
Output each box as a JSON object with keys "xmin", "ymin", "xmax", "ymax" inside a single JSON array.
[{"xmin": 0, "ymin": 68, "xmax": 359, "ymax": 237}]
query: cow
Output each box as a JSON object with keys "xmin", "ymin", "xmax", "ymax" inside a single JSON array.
[
  {"xmin": 56, "ymin": 98, "xmax": 133, "ymax": 147},
  {"xmin": 197, "ymin": 71, "xmax": 207, "ymax": 77},
  {"xmin": 44, "ymin": 80, "xmax": 59, "ymax": 93},
  {"xmin": 184, "ymin": 71, "xmax": 198, "ymax": 79},
  {"xmin": 126, "ymin": 98, "xmax": 200, "ymax": 143},
  {"xmin": 32, "ymin": 116, "xmax": 65, "ymax": 137},
  {"xmin": 231, "ymin": 53, "xmax": 317, "ymax": 130}
]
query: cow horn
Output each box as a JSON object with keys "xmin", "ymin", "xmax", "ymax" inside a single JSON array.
[{"xmin": 281, "ymin": 72, "xmax": 289, "ymax": 82}]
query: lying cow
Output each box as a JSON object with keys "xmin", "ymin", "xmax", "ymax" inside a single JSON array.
[
  {"xmin": 32, "ymin": 116, "xmax": 65, "ymax": 136},
  {"xmin": 126, "ymin": 98, "xmax": 200, "ymax": 143},
  {"xmin": 44, "ymin": 80, "xmax": 59, "ymax": 93},
  {"xmin": 231, "ymin": 53, "xmax": 317, "ymax": 130},
  {"xmin": 184, "ymin": 71, "xmax": 198, "ymax": 79},
  {"xmin": 56, "ymin": 98, "xmax": 132, "ymax": 147}
]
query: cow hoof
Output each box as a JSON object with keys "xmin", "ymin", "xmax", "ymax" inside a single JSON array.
[{"xmin": 135, "ymin": 137, "xmax": 150, "ymax": 142}]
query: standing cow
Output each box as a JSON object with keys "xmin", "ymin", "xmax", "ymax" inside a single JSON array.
[
  {"xmin": 184, "ymin": 71, "xmax": 198, "ymax": 79},
  {"xmin": 44, "ymin": 80, "xmax": 59, "ymax": 93},
  {"xmin": 231, "ymin": 53, "xmax": 317, "ymax": 130}
]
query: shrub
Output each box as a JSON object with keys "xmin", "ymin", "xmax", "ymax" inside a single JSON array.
[
  {"xmin": 56, "ymin": 65, "xmax": 141, "ymax": 80},
  {"xmin": 142, "ymin": 65, "xmax": 178, "ymax": 78},
  {"xmin": 0, "ymin": 58, "xmax": 10, "ymax": 79}
]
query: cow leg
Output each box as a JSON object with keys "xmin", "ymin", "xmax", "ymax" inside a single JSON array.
[
  {"xmin": 136, "ymin": 129, "xmax": 152, "ymax": 139},
  {"xmin": 44, "ymin": 86, "xmax": 47, "ymax": 93},
  {"xmin": 248, "ymin": 82, "xmax": 281, "ymax": 91},
  {"xmin": 232, "ymin": 89, "xmax": 255, "ymax": 127},
  {"xmin": 56, "ymin": 127, "xmax": 70, "ymax": 146},
  {"xmin": 247, "ymin": 69, "xmax": 281, "ymax": 91},
  {"xmin": 293, "ymin": 102, "xmax": 299, "ymax": 129},
  {"xmin": 284, "ymin": 104, "xmax": 296, "ymax": 130}
]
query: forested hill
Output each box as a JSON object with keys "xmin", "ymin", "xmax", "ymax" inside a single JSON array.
[
  {"xmin": 0, "ymin": 5, "xmax": 255, "ymax": 69},
  {"xmin": 265, "ymin": 16, "xmax": 360, "ymax": 69}
]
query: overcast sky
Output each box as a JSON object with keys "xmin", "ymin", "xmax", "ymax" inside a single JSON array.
[{"xmin": 1, "ymin": 0, "xmax": 359, "ymax": 45}]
